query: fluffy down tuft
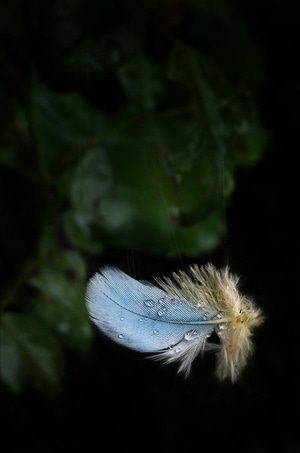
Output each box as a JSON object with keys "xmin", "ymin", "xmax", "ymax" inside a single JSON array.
[{"xmin": 156, "ymin": 264, "xmax": 264, "ymax": 382}]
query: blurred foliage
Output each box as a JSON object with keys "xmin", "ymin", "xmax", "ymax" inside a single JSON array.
[{"xmin": 0, "ymin": 0, "xmax": 268, "ymax": 397}]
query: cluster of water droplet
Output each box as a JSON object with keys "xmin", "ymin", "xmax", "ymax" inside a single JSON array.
[
  {"xmin": 116, "ymin": 294, "xmax": 212, "ymax": 347},
  {"xmin": 144, "ymin": 297, "xmax": 170, "ymax": 318}
]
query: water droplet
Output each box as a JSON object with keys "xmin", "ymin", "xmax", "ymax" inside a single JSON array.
[
  {"xmin": 144, "ymin": 299, "xmax": 155, "ymax": 307},
  {"xmin": 139, "ymin": 318, "xmax": 144, "ymax": 322},
  {"xmin": 153, "ymin": 329, "xmax": 159, "ymax": 335},
  {"xmin": 157, "ymin": 297, "xmax": 166, "ymax": 304},
  {"xmin": 157, "ymin": 306, "xmax": 168, "ymax": 317},
  {"xmin": 175, "ymin": 348, "xmax": 181, "ymax": 353},
  {"xmin": 184, "ymin": 330, "xmax": 199, "ymax": 341},
  {"xmin": 118, "ymin": 334, "xmax": 124, "ymax": 339},
  {"xmin": 120, "ymin": 317, "xmax": 124, "ymax": 321}
]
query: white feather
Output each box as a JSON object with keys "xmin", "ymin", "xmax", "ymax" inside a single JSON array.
[{"xmin": 86, "ymin": 264, "xmax": 263, "ymax": 381}]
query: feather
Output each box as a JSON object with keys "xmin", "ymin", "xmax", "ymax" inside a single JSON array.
[{"xmin": 86, "ymin": 263, "xmax": 263, "ymax": 382}]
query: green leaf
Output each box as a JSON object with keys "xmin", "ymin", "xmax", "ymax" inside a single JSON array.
[
  {"xmin": 70, "ymin": 147, "xmax": 113, "ymax": 221},
  {"xmin": 168, "ymin": 43, "xmax": 267, "ymax": 173},
  {"xmin": 118, "ymin": 53, "xmax": 165, "ymax": 110},
  {"xmin": 0, "ymin": 313, "xmax": 64, "ymax": 394},
  {"xmin": 33, "ymin": 83, "xmax": 108, "ymax": 173},
  {"xmin": 62, "ymin": 114, "xmax": 226, "ymax": 257},
  {"xmin": 31, "ymin": 250, "xmax": 92, "ymax": 351},
  {"xmin": 63, "ymin": 147, "xmax": 112, "ymax": 252},
  {"xmin": 0, "ymin": 326, "xmax": 24, "ymax": 394},
  {"xmin": 63, "ymin": 211, "xmax": 104, "ymax": 254}
]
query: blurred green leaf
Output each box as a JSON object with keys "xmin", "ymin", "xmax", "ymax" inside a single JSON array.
[
  {"xmin": 0, "ymin": 30, "xmax": 266, "ymax": 261},
  {"xmin": 33, "ymin": 83, "xmax": 108, "ymax": 174},
  {"xmin": 0, "ymin": 325, "xmax": 24, "ymax": 394},
  {"xmin": 63, "ymin": 146, "xmax": 113, "ymax": 253},
  {"xmin": 169, "ymin": 44, "xmax": 265, "ymax": 168},
  {"xmin": 62, "ymin": 114, "xmax": 227, "ymax": 257},
  {"xmin": 118, "ymin": 53, "xmax": 165, "ymax": 110},
  {"xmin": 31, "ymin": 249, "xmax": 92, "ymax": 352},
  {"xmin": 0, "ymin": 313, "xmax": 63, "ymax": 394}
]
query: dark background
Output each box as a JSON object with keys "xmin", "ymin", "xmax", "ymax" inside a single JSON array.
[{"xmin": 1, "ymin": 1, "xmax": 299, "ymax": 452}]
